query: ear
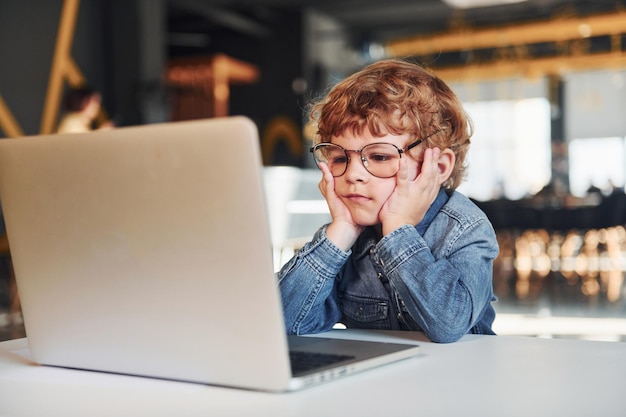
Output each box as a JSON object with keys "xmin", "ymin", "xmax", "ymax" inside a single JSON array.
[{"xmin": 436, "ymin": 148, "xmax": 455, "ymax": 186}]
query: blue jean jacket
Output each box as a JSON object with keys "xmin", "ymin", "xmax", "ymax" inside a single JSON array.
[{"xmin": 277, "ymin": 189, "xmax": 499, "ymax": 343}]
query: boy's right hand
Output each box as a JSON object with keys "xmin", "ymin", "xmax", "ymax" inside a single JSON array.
[{"xmin": 318, "ymin": 162, "xmax": 364, "ymax": 251}]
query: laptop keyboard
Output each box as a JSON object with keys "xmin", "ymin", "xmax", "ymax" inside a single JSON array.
[{"xmin": 289, "ymin": 351, "xmax": 355, "ymax": 374}]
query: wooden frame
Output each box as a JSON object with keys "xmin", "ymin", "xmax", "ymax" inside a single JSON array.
[{"xmin": 387, "ymin": 11, "xmax": 626, "ymax": 81}]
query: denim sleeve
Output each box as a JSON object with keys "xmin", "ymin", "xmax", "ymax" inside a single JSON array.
[
  {"xmin": 375, "ymin": 219, "xmax": 498, "ymax": 343},
  {"xmin": 277, "ymin": 226, "xmax": 350, "ymax": 335}
]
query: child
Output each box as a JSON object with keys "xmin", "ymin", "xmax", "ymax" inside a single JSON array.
[{"xmin": 277, "ymin": 58, "xmax": 499, "ymax": 343}]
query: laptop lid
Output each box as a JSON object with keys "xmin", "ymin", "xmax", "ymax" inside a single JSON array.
[
  {"xmin": 0, "ymin": 117, "xmax": 420, "ymax": 392},
  {"xmin": 0, "ymin": 117, "xmax": 299, "ymax": 390}
]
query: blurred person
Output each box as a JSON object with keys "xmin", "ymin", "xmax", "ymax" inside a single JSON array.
[{"xmin": 57, "ymin": 86, "xmax": 114, "ymax": 134}]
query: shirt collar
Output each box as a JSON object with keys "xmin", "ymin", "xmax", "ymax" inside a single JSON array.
[{"xmin": 415, "ymin": 188, "xmax": 449, "ymax": 235}]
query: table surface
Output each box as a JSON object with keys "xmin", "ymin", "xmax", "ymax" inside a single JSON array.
[{"xmin": 1, "ymin": 329, "xmax": 625, "ymax": 417}]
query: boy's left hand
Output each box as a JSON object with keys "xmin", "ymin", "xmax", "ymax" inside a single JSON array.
[{"xmin": 379, "ymin": 147, "xmax": 443, "ymax": 235}]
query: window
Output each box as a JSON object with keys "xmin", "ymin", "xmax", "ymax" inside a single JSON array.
[
  {"xmin": 568, "ymin": 137, "xmax": 625, "ymax": 197},
  {"xmin": 565, "ymin": 69, "xmax": 626, "ymax": 197},
  {"xmin": 457, "ymin": 98, "xmax": 552, "ymax": 201}
]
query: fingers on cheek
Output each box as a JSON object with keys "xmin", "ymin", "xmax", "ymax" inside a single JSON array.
[
  {"xmin": 401, "ymin": 159, "xmax": 417, "ymax": 181},
  {"xmin": 320, "ymin": 178, "xmax": 333, "ymax": 195},
  {"xmin": 422, "ymin": 149, "xmax": 438, "ymax": 175},
  {"xmin": 409, "ymin": 160, "xmax": 420, "ymax": 181},
  {"xmin": 429, "ymin": 149, "xmax": 439, "ymax": 168}
]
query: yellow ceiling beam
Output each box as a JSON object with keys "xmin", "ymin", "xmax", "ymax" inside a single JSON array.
[
  {"xmin": 40, "ymin": 0, "xmax": 82, "ymax": 134},
  {"xmin": 386, "ymin": 11, "xmax": 626, "ymax": 57},
  {"xmin": 433, "ymin": 50, "xmax": 626, "ymax": 83}
]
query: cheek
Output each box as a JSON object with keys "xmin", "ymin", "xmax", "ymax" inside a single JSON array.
[{"xmin": 374, "ymin": 180, "xmax": 397, "ymax": 204}]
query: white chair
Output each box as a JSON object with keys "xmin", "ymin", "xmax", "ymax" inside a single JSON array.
[{"xmin": 263, "ymin": 167, "xmax": 330, "ymax": 270}]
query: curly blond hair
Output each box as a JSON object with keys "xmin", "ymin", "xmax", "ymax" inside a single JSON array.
[{"xmin": 308, "ymin": 59, "xmax": 472, "ymax": 190}]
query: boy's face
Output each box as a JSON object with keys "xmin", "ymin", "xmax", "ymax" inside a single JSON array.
[{"xmin": 330, "ymin": 129, "xmax": 416, "ymax": 227}]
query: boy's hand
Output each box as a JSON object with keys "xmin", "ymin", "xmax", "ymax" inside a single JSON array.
[
  {"xmin": 379, "ymin": 147, "xmax": 443, "ymax": 236},
  {"xmin": 318, "ymin": 162, "xmax": 364, "ymax": 251}
]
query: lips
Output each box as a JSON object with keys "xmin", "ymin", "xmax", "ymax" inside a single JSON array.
[{"xmin": 343, "ymin": 193, "xmax": 371, "ymax": 203}]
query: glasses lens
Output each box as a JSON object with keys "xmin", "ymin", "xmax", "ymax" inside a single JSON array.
[
  {"xmin": 361, "ymin": 143, "xmax": 401, "ymax": 178},
  {"xmin": 312, "ymin": 144, "xmax": 347, "ymax": 177}
]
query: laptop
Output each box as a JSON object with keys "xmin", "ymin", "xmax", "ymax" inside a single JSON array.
[{"xmin": 0, "ymin": 116, "xmax": 420, "ymax": 392}]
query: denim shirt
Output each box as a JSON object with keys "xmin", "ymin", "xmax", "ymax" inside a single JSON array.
[{"xmin": 277, "ymin": 189, "xmax": 499, "ymax": 343}]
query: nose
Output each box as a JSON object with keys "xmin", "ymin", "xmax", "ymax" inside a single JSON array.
[{"xmin": 343, "ymin": 150, "xmax": 368, "ymax": 182}]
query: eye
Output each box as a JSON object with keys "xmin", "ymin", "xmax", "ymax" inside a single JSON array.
[
  {"xmin": 330, "ymin": 155, "xmax": 348, "ymax": 164},
  {"xmin": 368, "ymin": 153, "xmax": 393, "ymax": 163}
]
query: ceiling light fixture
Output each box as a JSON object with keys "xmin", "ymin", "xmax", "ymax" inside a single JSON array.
[{"xmin": 442, "ymin": 0, "xmax": 527, "ymax": 9}]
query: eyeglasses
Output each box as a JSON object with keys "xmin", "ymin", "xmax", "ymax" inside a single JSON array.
[{"xmin": 310, "ymin": 137, "xmax": 424, "ymax": 178}]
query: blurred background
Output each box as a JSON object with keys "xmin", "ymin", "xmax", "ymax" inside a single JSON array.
[{"xmin": 1, "ymin": 0, "xmax": 625, "ymax": 342}]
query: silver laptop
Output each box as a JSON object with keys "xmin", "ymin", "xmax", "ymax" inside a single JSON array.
[{"xmin": 0, "ymin": 116, "xmax": 420, "ymax": 392}]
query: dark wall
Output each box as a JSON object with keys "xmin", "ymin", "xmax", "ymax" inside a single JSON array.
[
  {"xmin": 104, "ymin": 1, "xmax": 143, "ymax": 128},
  {"xmin": 1, "ymin": 1, "xmax": 307, "ymax": 166},
  {"xmin": 168, "ymin": 9, "xmax": 307, "ymax": 166},
  {"xmin": 0, "ymin": 0, "xmax": 114, "ymax": 137},
  {"xmin": 1, "ymin": 0, "xmax": 62, "ymax": 136}
]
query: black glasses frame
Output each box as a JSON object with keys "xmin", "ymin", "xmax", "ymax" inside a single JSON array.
[{"xmin": 310, "ymin": 136, "xmax": 424, "ymax": 178}]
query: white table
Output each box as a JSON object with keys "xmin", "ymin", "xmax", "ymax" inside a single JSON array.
[{"xmin": 1, "ymin": 330, "xmax": 625, "ymax": 417}]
